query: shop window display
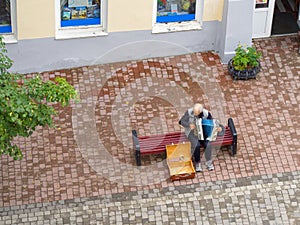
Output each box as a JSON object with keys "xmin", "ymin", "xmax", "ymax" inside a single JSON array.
[
  {"xmin": 0, "ymin": 0, "xmax": 12, "ymax": 33},
  {"xmin": 61, "ymin": 0, "xmax": 101, "ymax": 27},
  {"xmin": 157, "ymin": 0, "xmax": 196, "ymax": 23}
]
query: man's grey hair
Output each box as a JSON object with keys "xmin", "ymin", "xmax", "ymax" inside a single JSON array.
[{"xmin": 193, "ymin": 103, "xmax": 203, "ymax": 114}]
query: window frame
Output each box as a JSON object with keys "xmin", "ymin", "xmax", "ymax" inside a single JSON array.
[
  {"xmin": 1, "ymin": 0, "xmax": 17, "ymax": 43},
  {"xmin": 55, "ymin": 0, "xmax": 108, "ymax": 40},
  {"xmin": 152, "ymin": 0, "xmax": 204, "ymax": 34}
]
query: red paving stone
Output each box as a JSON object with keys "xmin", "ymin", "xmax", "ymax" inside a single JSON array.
[{"xmin": 0, "ymin": 36, "xmax": 299, "ymax": 207}]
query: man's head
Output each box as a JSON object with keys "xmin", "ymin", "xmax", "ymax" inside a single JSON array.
[{"xmin": 193, "ymin": 103, "xmax": 203, "ymax": 116}]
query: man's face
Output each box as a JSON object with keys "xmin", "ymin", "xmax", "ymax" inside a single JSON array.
[{"xmin": 193, "ymin": 109, "xmax": 200, "ymax": 116}]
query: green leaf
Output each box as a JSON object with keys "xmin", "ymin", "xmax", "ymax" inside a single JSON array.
[
  {"xmin": 0, "ymin": 35, "xmax": 79, "ymax": 160},
  {"xmin": 232, "ymin": 44, "xmax": 261, "ymax": 71}
]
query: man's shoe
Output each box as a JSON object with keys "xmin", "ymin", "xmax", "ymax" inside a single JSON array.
[
  {"xmin": 195, "ymin": 162, "xmax": 203, "ymax": 172},
  {"xmin": 206, "ymin": 161, "xmax": 214, "ymax": 171}
]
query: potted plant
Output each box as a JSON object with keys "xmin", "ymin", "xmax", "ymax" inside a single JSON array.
[{"xmin": 228, "ymin": 44, "xmax": 262, "ymax": 80}]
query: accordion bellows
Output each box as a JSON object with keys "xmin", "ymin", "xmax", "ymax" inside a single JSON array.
[
  {"xmin": 196, "ymin": 118, "xmax": 220, "ymax": 141},
  {"xmin": 202, "ymin": 119, "xmax": 214, "ymax": 139}
]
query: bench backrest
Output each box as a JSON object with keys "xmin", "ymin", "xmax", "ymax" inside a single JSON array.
[{"xmin": 136, "ymin": 126, "xmax": 233, "ymax": 154}]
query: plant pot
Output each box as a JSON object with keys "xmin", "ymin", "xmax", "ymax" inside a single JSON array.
[{"xmin": 228, "ymin": 59, "xmax": 261, "ymax": 80}]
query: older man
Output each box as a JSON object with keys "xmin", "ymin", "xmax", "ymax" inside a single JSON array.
[{"xmin": 179, "ymin": 103, "xmax": 214, "ymax": 172}]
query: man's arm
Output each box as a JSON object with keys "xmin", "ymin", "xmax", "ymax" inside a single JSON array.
[{"xmin": 179, "ymin": 110, "xmax": 190, "ymax": 128}]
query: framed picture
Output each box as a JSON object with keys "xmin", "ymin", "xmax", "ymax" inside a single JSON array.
[
  {"xmin": 68, "ymin": 0, "xmax": 88, "ymax": 8},
  {"xmin": 255, "ymin": 0, "xmax": 269, "ymax": 8}
]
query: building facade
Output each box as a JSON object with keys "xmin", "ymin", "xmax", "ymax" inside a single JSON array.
[{"xmin": 1, "ymin": 0, "xmax": 258, "ymax": 73}]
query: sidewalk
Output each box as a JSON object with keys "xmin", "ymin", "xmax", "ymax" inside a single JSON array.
[
  {"xmin": 1, "ymin": 171, "xmax": 299, "ymax": 224},
  {"xmin": 0, "ymin": 35, "xmax": 299, "ymax": 224}
]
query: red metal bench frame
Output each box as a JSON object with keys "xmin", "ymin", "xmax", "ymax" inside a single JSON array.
[{"xmin": 132, "ymin": 118, "xmax": 237, "ymax": 166}]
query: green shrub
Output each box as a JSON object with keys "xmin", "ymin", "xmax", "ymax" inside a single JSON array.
[
  {"xmin": 0, "ymin": 36, "xmax": 78, "ymax": 160},
  {"xmin": 232, "ymin": 44, "xmax": 261, "ymax": 71}
]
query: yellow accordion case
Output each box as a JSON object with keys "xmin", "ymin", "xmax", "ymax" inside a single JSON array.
[{"xmin": 166, "ymin": 142, "xmax": 195, "ymax": 181}]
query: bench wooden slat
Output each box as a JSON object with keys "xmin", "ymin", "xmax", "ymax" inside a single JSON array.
[
  {"xmin": 140, "ymin": 138, "xmax": 233, "ymax": 154},
  {"xmin": 140, "ymin": 141, "xmax": 233, "ymax": 155},
  {"xmin": 140, "ymin": 148, "xmax": 167, "ymax": 155},
  {"xmin": 139, "ymin": 135, "xmax": 232, "ymax": 148},
  {"xmin": 139, "ymin": 135, "xmax": 187, "ymax": 142},
  {"xmin": 139, "ymin": 131, "xmax": 185, "ymax": 140},
  {"xmin": 139, "ymin": 127, "xmax": 231, "ymax": 140},
  {"xmin": 139, "ymin": 137, "xmax": 188, "ymax": 147}
]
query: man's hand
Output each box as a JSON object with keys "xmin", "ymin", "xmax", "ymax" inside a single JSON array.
[{"xmin": 189, "ymin": 123, "xmax": 196, "ymax": 130}]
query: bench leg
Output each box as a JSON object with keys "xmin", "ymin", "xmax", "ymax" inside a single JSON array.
[
  {"xmin": 231, "ymin": 142, "xmax": 237, "ymax": 156},
  {"xmin": 132, "ymin": 130, "xmax": 142, "ymax": 166},
  {"xmin": 228, "ymin": 118, "xmax": 237, "ymax": 156},
  {"xmin": 136, "ymin": 149, "xmax": 141, "ymax": 166}
]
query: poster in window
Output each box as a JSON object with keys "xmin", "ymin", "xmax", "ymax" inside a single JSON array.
[
  {"xmin": 255, "ymin": 0, "xmax": 269, "ymax": 8},
  {"xmin": 62, "ymin": 11, "xmax": 71, "ymax": 20},
  {"xmin": 87, "ymin": 5, "xmax": 100, "ymax": 18},
  {"xmin": 171, "ymin": 4, "xmax": 178, "ymax": 14},
  {"xmin": 68, "ymin": 0, "xmax": 88, "ymax": 8}
]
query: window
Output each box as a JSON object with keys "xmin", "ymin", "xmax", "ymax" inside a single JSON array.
[
  {"xmin": 156, "ymin": 0, "xmax": 196, "ymax": 23},
  {"xmin": 55, "ymin": 0, "xmax": 107, "ymax": 39},
  {"xmin": 60, "ymin": 0, "xmax": 101, "ymax": 27},
  {"xmin": 153, "ymin": 0, "xmax": 203, "ymax": 33},
  {"xmin": 0, "ymin": 0, "xmax": 17, "ymax": 43},
  {"xmin": 0, "ymin": 0, "xmax": 12, "ymax": 33}
]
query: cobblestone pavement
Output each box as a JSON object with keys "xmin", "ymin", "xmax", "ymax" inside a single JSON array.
[
  {"xmin": 0, "ymin": 35, "xmax": 299, "ymax": 224},
  {"xmin": 0, "ymin": 171, "xmax": 299, "ymax": 224}
]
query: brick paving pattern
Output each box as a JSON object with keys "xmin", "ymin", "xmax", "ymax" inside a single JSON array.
[
  {"xmin": 0, "ymin": 35, "xmax": 299, "ymax": 224},
  {"xmin": 0, "ymin": 171, "xmax": 299, "ymax": 224}
]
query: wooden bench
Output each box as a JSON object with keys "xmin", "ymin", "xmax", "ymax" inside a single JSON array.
[{"xmin": 132, "ymin": 118, "xmax": 237, "ymax": 166}]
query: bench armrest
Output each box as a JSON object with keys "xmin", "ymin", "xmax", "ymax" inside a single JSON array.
[
  {"xmin": 228, "ymin": 118, "xmax": 237, "ymax": 156},
  {"xmin": 132, "ymin": 130, "xmax": 142, "ymax": 166}
]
